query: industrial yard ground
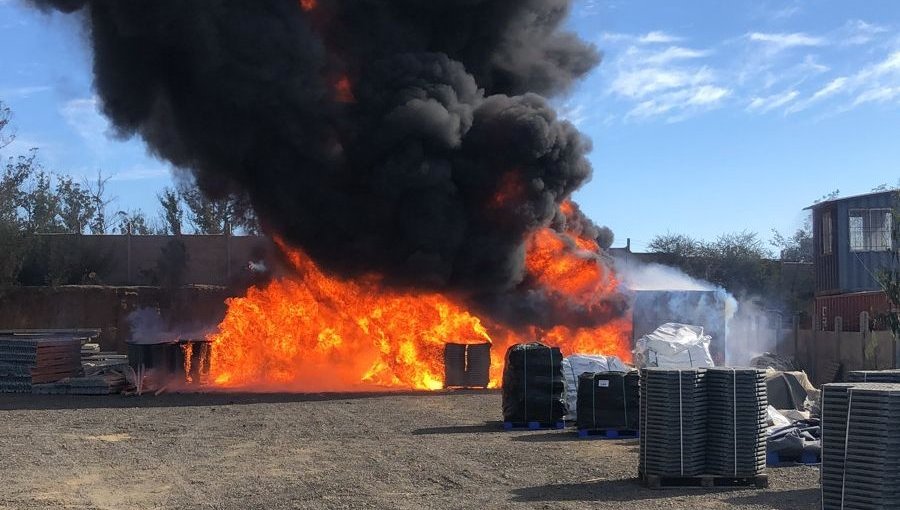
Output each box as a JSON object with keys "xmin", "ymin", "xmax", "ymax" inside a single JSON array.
[{"xmin": 0, "ymin": 390, "xmax": 818, "ymax": 510}]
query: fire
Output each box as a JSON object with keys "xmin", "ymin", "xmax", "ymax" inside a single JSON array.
[
  {"xmin": 208, "ymin": 201, "xmax": 632, "ymax": 392},
  {"xmin": 299, "ymin": 0, "xmax": 316, "ymax": 12},
  {"xmin": 334, "ymin": 76, "xmax": 355, "ymax": 103},
  {"xmin": 209, "ymin": 247, "xmax": 493, "ymax": 391}
]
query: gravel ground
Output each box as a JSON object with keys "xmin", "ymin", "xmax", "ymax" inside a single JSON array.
[{"xmin": 0, "ymin": 390, "xmax": 819, "ymax": 510}]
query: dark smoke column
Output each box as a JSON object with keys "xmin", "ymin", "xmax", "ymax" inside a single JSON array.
[{"xmin": 30, "ymin": 0, "xmax": 618, "ymax": 319}]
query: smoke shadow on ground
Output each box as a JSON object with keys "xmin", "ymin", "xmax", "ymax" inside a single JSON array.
[
  {"xmin": 509, "ymin": 478, "xmax": 742, "ymax": 502},
  {"xmin": 0, "ymin": 389, "xmax": 494, "ymax": 411},
  {"xmin": 412, "ymin": 422, "xmax": 509, "ymax": 435},
  {"xmin": 725, "ymin": 488, "xmax": 820, "ymax": 509}
]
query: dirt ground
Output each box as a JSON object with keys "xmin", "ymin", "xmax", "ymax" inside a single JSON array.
[{"xmin": 0, "ymin": 390, "xmax": 819, "ymax": 510}]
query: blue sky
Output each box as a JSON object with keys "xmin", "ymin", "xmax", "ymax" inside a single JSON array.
[{"xmin": 1, "ymin": 0, "xmax": 898, "ymax": 250}]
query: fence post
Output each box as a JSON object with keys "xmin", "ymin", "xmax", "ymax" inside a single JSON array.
[{"xmin": 126, "ymin": 231, "xmax": 132, "ymax": 285}]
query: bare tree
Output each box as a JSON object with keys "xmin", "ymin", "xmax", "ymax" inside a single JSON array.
[
  {"xmin": 0, "ymin": 101, "xmax": 14, "ymax": 150},
  {"xmin": 86, "ymin": 170, "xmax": 114, "ymax": 234}
]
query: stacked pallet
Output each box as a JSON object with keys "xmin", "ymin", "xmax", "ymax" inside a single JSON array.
[
  {"xmin": 821, "ymin": 382, "xmax": 900, "ymax": 510},
  {"xmin": 640, "ymin": 368, "xmax": 708, "ymax": 478},
  {"xmin": 847, "ymin": 370, "xmax": 900, "ymax": 383},
  {"xmin": 705, "ymin": 368, "xmax": 767, "ymax": 477},
  {"xmin": 32, "ymin": 371, "xmax": 127, "ymax": 395},
  {"xmin": 0, "ymin": 336, "xmax": 82, "ymax": 393},
  {"xmin": 639, "ymin": 367, "xmax": 769, "ymax": 489}
]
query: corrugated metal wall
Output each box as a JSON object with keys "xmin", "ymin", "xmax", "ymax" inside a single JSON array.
[
  {"xmin": 837, "ymin": 192, "xmax": 897, "ymax": 293},
  {"xmin": 815, "ymin": 291, "xmax": 891, "ymax": 331},
  {"xmin": 812, "ymin": 190, "xmax": 897, "ymax": 295}
]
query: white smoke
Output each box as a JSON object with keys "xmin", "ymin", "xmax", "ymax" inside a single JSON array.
[{"xmin": 614, "ymin": 258, "xmax": 774, "ymax": 366}]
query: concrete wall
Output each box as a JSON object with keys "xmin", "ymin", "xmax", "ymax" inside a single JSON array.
[{"xmin": 786, "ymin": 320, "xmax": 897, "ymax": 385}]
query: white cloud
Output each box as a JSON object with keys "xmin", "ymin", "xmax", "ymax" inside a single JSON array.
[
  {"xmin": 853, "ymin": 86, "xmax": 900, "ymax": 106},
  {"xmin": 748, "ymin": 32, "xmax": 827, "ymax": 52},
  {"xmin": 0, "ymin": 85, "xmax": 51, "ymax": 99},
  {"xmin": 601, "ymin": 31, "xmax": 683, "ymax": 45},
  {"xmin": 109, "ymin": 165, "xmax": 170, "ymax": 181},
  {"xmin": 641, "ymin": 46, "xmax": 712, "ymax": 65},
  {"xmin": 59, "ymin": 96, "xmax": 114, "ymax": 153},
  {"xmin": 747, "ymin": 90, "xmax": 799, "ymax": 113},
  {"xmin": 840, "ymin": 20, "xmax": 888, "ymax": 46},
  {"xmin": 611, "ymin": 67, "xmax": 715, "ymax": 99},
  {"xmin": 627, "ymin": 85, "xmax": 730, "ymax": 120}
]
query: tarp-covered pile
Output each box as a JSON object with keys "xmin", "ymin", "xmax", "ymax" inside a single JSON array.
[
  {"xmin": 502, "ymin": 343, "xmax": 566, "ymax": 425},
  {"xmin": 561, "ymin": 354, "xmax": 629, "ymax": 420},
  {"xmin": 634, "ymin": 323, "xmax": 714, "ymax": 369}
]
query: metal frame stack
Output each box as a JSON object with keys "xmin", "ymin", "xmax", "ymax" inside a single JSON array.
[
  {"xmin": 0, "ymin": 335, "xmax": 82, "ymax": 393},
  {"xmin": 822, "ymin": 382, "xmax": 900, "ymax": 510},
  {"xmin": 847, "ymin": 370, "xmax": 900, "ymax": 383},
  {"xmin": 705, "ymin": 368, "xmax": 767, "ymax": 477},
  {"xmin": 639, "ymin": 368, "xmax": 708, "ymax": 477}
]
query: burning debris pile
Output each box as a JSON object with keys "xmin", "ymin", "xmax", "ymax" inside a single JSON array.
[{"xmin": 30, "ymin": 0, "xmax": 631, "ymax": 391}]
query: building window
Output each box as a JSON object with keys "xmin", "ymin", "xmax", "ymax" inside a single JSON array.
[
  {"xmin": 850, "ymin": 208, "xmax": 893, "ymax": 252},
  {"xmin": 821, "ymin": 211, "xmax": 833, "ymax": 255}
]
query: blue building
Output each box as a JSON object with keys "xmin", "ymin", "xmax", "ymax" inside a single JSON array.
[{"xmin": 806, "ymin": 190, "xmax": 897, "ymax": 330}]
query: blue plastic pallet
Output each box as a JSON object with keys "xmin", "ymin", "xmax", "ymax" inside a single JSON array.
[
  {"xmin": 766, "ymin": 450, "xmax": 820, "ymax": 466},
  {"xmin": 577, "ymin": 428, "xmax": 640, "ymax": 439},
  {"xmin": 502, "ymin": 421, "xmax": 566, "ymax": 430}
]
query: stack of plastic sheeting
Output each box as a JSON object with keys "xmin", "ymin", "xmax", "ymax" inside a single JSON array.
[
  {"xmin": 705, "ymin": 368, "xmax": 768, "ymax": 477},
  {"xmin": 0, "ymin": 336, "xmax": 82, "ymax": 393},
  {"xmin": 639, "ymin": 368, "xmax": 708, "ymax": 477},
  {"xmin": 576, "ymin": 370, "xmax": 640, "ymax": 431},
  {"xmin": 502, "ymin": 343, "xmax": 565, "ymax": 425},
  {"xmin": 847, "ymin": 370, "xmax": 900, "ymax": 383},
  {"xmin": 561, "ymin": 354, "xmax": 629, "ymax": 420},
  {"xmin": 821, "ymin": 383, "xmax": 900, "ymax": 510}
]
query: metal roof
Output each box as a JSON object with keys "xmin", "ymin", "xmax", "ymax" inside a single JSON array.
[{"xmin": 804, "ymin": 189, "xmax": 898, "ymax": 210}]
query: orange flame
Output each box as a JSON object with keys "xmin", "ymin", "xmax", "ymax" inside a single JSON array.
[
  {"xmin": 299, "ymin": 0, "xmax": 316, "ymax": 12},
  {"xmin": 208, "ymin": 201, "xmax": 631, "ymax": 392}
]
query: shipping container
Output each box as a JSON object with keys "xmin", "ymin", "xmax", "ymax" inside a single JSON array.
[{"xmin": 814, "ymin": 291, "xmax": 892, "ymax": 331}]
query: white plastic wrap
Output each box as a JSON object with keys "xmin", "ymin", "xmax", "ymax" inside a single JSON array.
[
  {"xmin": 633, "ymin": 323, "xmax": 714, "ymax": 369},
  {"xmin": 561, "ymin": 354, "xmax": 629, "ymax": 420}
]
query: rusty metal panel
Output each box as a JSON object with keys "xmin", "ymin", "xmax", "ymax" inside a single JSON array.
[{"xmin": 815, "ymin": 291, "xmax": 891, "ymax": 331}]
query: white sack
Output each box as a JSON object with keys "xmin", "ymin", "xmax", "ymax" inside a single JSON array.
[
  {"xmin": 634, "ymin": 323, "xmax": 714, "ymax": 369},
  {"xmin": 561, "ymin": 354, "xmax": 629, "ymax": 421}
]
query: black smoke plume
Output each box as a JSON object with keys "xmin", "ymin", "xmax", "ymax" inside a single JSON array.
[{"xmin": 29, "ymin": 0, "xmax": 625, "ymax": 326}]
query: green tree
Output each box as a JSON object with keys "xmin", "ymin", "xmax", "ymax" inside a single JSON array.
[
  {"xmin": 56, "ymin": 175, "xmax": 96, "ymax": 233},
  {"xmin": 157, "ymin": 187, "xmax": 183, "ymax": 235},
  {"xmin": 879, "ymin": 192, "xmax": 900, "ymax": 337},
  {"xmin": 115, "ymin": 209, "xmax": 152, "ymax": 235}
]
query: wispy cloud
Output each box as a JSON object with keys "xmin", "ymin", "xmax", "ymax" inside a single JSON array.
[
  {"xmin": 603, "ymin": 33, "xmax": 727, "ymax": 121},
  {"xmin": 747, "ymin": 90, "xmax": 799, "ymax": 113},
  {"xmin": 0, "ymin": 85, "xmax": 52, "ymax": 99},
  {"xmin": 601, "ymin": 31, "xmax": 683, "ymax": 45},
  {"xmin": 59, "ymin": 96, "xmax": 114, "ymax": 153},
  {"xmin": 839, "ymin": 19, "xmax": 888, "ymax": 46},
  {"xmin": 787, "ymin": 51, "xmax": 900, "ymax": 114},
  {"xmin": 109, "ymin": 165, "xmax": 170, "ymax": 181},
  {"xmin": 748, "ymin": 32, "xmax": 827, "ymax": 52}
]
